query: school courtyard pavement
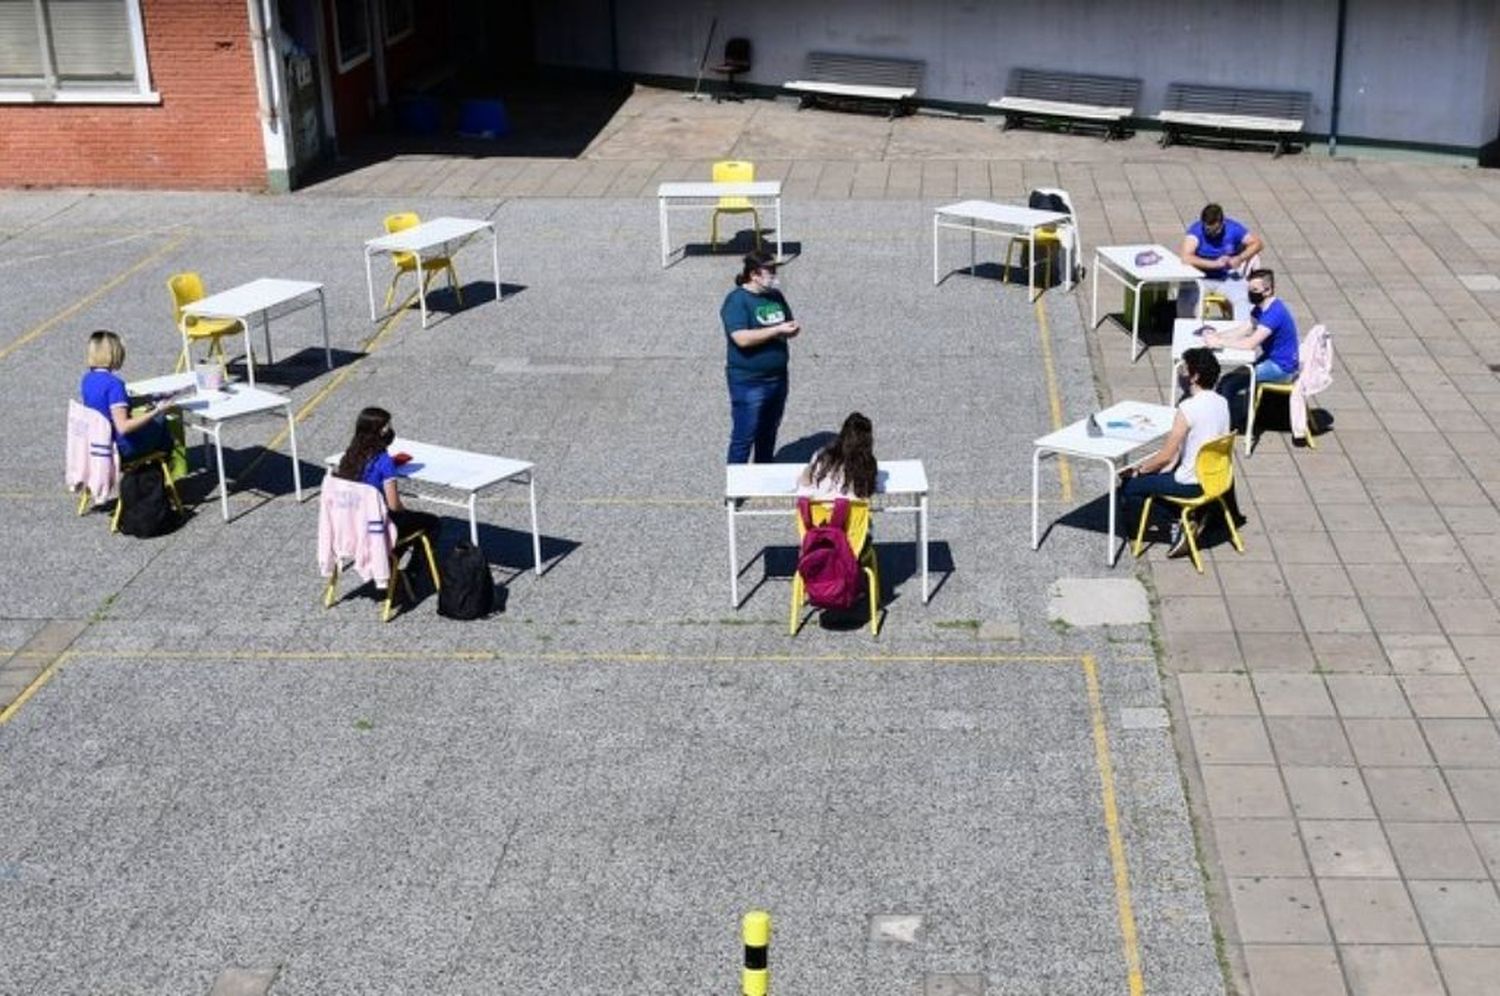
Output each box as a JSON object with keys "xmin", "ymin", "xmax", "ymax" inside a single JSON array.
[{"xmin": 1, "ymin": 84, "xmax": 1499, "ymax": 994}]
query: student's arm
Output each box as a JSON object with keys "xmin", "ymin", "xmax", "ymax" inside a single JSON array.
[
  {"xmin": 730, "ymin": 323, "xmax": 797, "ymax": 348},
  {"xmin": 109, "ymin": 402, "xmax": 167, "ymax": 437},
  {"xmin": 382, "ymin": 477, "xmax": 405, "ymax": 513},
  {"xmin": 1229, "ymin": 230, "xmax": 1265, "ymax": 270},
  {"xmin": 797, "ymin": 463, "xmax": 814, "ymax": 488},
  {"xmin": 1124, "ymin": 411, "xmax": 1189, "ymax": 477},
  {"xmin": 1208, "ymin": 321, "xmax": 1270, "ymax": 350},
  {"xmin": 1180, "ymin": 233, "xmax": 1216, "ymax": 272}
]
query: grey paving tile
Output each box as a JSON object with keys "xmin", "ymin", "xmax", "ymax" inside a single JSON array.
[
  {"xmin": 1213, "ymin": 818, "xmax": 1309, "ymax": 878},
  {"xmin": 1178, "ymin": 673, "xmax": 1258, "ymax": 716},
  {"xmin": 1385, "ymin": 822, "xmax": 1488, "ymax": 880},
  {"xmin": 1253, "ymin": 674, "xmax": 1335, "ymax": 717},
  {"xmin": 1328, "ymin": 677, "xmax": 1411, "ymax": 718},
  {"xmin": 1243, "ymin": 944, "xmax": 1347, "ymax": 996},
  {"xmin": 1340, "ymin": 945, "xmax": 1445, "ymax": 996},
  {"xmin": 1284, "ymin": 766, "xmax": 1375, "ymax": 820},
  {"xmin": 1320, "ymin": 879, "xmax": 1425, "ymax": 944},
  {"xmin": 1344, "ymin": 718, "xmax": 1436, "ymax": 767},
  {"xmin": 1301, "ymin": 820, "xmax": 1399, "ymax": 878},
  {"xmin": 1363, "ymin": 767, "xmax": 1460, "ymax": 822},
  {"xmin": 1267, "ymin": 717, "xmax": 1355, "ymax": 767},
  {"xmin": 1408, "ymin": 880, "xmax": 1500, "ymax": 945},
  {"xmin": 1228, "ymin": 877, "xmax": 1331, "ymax": 944},
  {"xmin": 1435, "ymin": 946, "xmax": 1500, "ymax": 996}
]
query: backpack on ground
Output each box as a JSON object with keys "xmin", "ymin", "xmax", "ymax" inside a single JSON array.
[
  {"xmin": 437, "ymin": 542, "xmax": 496, "ymax": 619},
  {"xmin": 795, "ymin": 497, "xmax": 863, "ymax": 610},
  {"xmin": 116, "ymin": 464, "xmax": 181, "ymax": 538}
]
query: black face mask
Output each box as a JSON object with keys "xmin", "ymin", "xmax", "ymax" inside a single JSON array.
[
  {"xmin": 1247, "ymin": 289, "xmax": 1267, "ymax": 306},
  {"xmin": 380, "ymin": 427, "xmax": 395, "ymax": 446}
]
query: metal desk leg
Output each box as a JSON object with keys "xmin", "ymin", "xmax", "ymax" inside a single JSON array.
[
  {"xmin": 1031, "ymin": 446, "xmax": 1043, "ymax": 549},
  {"xmin": 243, "ymin": 320, "xmax": 258, "ymax": 387},
  {"xmin": 491, "ymin": 226, "xmax": 502, "ymax": 302},
  {"xmin": 318, "ymin": 289, "xmax": 332, "ymax": 369},
  {"xmin": 286, "ymin": 408, "xmax": 303, "ymax": 502},
  {"xmin": 1091, "ymin": 255, "xmax": 1101, "ymax": 328},
  {"xmin": 1107, "ymin": 456, "xmax": 1119, "ymax": 566},
  {"xmin": 1130, "ymin": 280, "xmax": 1143, "ymax": 361},
  {"xmin": 212, "ymin": 423, "xmax": 230, "ymax": 522},
  {"xmin": 932, "ymin": 214, "xmax": 940, "ymax": 285},
  {"xmin": 1028, "ymin": 229, "xmax": 1037, "ymax": 301},
  {"xmin": 774, "ymin": 196, "xmax": 783, "ymax": 263},
  {"xmin": 919, "ymin": 494, "xmax": 930, "ymax": 603},
  {"xmin": 527, "ymin": 473, "xmax": 542, "ymax": 575},
  {"xmin": 969, "ymin": 226, "xmax": 976, "ymax": 276},
  {"xmin": 261, "ymin": 311, "xmax": 274, "ymax": 366},
  {"xmin": 726, "ymin": 498, "xmax": 740, "ymax": 608},
  {"xmin": 1245, "ymin": 366, "xmax": 1257, "ymax": 455},
  {"xmin": 468, "ymin": 492, "xmax": 479, "ymax": 546},
  {"xmin": 415, "ymin": 255, "xmax": 429, "ymax": 328},
  {"xmin": 658, "ymin": 197, "xmax": 670, "ymax": 269},
  {"xmin": 364, "ymin": 248, "xmax": 378, "ymax": 321}
]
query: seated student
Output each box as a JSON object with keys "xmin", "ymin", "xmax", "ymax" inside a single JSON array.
[
  {"xmin": 1203, "ymin": 268, "xmax": 1300, "ymax": 431},
  {"xmin": 1120, "ymin": 348, "xmax": 1231, "ymax": 557},
  {"xmin": 334, "ymin": 407, "xmax": 440, "ymax": 542},
  {"xmin": 1178, "ymin": 203, "xmax": 1265, "ymax": 320},
  {"xmin": 80, "ymin": 329, "xmax": 174, "ymax": 462},
  {"xmin": 797, "ymin": 411, "xmax": 877, "ymax": 499}
]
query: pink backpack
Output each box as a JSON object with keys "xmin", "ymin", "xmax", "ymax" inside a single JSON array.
[{"xmin": 796, "ymin": 497, "xmax": 862, "ymax": 610}]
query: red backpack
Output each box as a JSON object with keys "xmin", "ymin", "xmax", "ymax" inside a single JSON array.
[{"xmin": 796, "ymin": 497, "xmax": 863, "ymax": 610}]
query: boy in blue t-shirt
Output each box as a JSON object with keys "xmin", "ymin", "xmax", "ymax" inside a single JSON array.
[
  {"xmin": 1204, "ymin": 269, "xmax": 1301, "ymax": 431},
  {"xmin": 1178, "ymin": 202, "xmax": 1265, "ymax": 320}
]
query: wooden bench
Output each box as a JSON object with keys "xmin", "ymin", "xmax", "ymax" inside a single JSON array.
[
  {"xmin": 783, "ymin": 52, "xmax": 924, "ymax": 117},
  {"xmin": 988, "ymin": 69, "xmax": 1141, "ymax": 140},
  {"xmin": 1156, "ymin": 83, "xmax": 1311, "ymax": 157}
]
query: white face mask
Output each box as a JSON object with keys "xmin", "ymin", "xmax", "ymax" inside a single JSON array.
[{"xmin": 766, "ymin": 275, "xmax": 780, "ymax": 290}]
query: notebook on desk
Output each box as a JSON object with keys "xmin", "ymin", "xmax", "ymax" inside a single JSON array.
[{"xmin": 1098, "ymin": 411, "xmax": 1166, "ymax": 443}]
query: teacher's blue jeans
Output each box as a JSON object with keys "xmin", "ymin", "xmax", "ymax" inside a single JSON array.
[{"xmin": 726, "ymin": 374, "xmax": 788, "ymax": 464}]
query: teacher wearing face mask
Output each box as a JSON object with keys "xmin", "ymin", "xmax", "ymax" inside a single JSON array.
[{"xmin": 720, "ymin": 250, "xmax": 801, "ymax": 463}]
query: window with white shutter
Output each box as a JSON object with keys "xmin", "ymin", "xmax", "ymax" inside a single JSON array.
[{"xmin": 0, "ymin": 0, "xmax": 155, "ymax": 101}]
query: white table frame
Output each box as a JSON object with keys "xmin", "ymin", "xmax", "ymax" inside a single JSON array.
[
  {"xmin": 363, "ymin": 217, "xmax": 502, "ymax": 329},
  {"xmin": 724, "ymin": 461, "xmax": 929, "ymax": 609},
  {"xmin": 325, "ymin": 438, "xmax": 542, "ymax": 575},
  {"xmin": 1032, "ymin": 401, "xmax": 1176, "ymax": 566},
  {"xmin": 932, "ymin": 200, "xmax": 1075, "ymax": 300},
  {"xmin": 128, "ymin": 373, "xmax": 303, "ymax": 522},
  {"xmin": 657, "ymin": 181, "xmax": 784, "ymax": 268},
  {"xmin": 181, "ymin": 278, "xmax": 331, "ymax": 389},
  {"xmin": 1090, "ymin": 245, "xmax": 1203, "ymax": 362},
  {"xmin": 1171, "ymin": 319, "xmax": 1259, "ymax": 455}
]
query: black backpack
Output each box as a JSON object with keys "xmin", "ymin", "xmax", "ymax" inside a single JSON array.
[
  {"xmin": 116, "ymin": 464, "xmax": 181, "ymax": 538},
  {"xmin": 437, "ymin": 542, "xmax": 496, "ymax": 619},
  {"xmin": 1028, "ymin": 190, "xmax": 1069, "ymax": 214}
]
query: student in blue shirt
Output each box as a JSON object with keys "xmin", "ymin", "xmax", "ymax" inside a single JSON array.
[
  {"xmin": 1204, "ymin": 269, "xmax": 1301, "ymax": 431},
  {"xmin": 720, "ymin": 250, "xmax": 801, "ymax": 463},
  {"xmin": 79, "ymin": 330, "xmax": 173, "ymax": 462},
  {"xmin": 1178, "ymin": 203, "xmax": 1265, "ymax": 320},
  {"xmin": 334, "ymin": 406, "xmax": 439, "ymax": 542}
]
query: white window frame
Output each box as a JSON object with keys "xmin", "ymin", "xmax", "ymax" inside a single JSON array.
[
  {"xmin": 382, "ymin": 0, "xmax": 413, "ymax": 46},
  {"xmin": 331, "ymin": 0, "xmax": 371, "ymax": 73},
  {"xmin": 0, "ymin": 0, "xmax": 158, "ymax": 104}
]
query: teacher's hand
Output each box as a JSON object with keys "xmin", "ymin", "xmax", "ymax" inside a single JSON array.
[{"xmin": 781, "ymin": 321, "xmax": 801, "ymax": 338}]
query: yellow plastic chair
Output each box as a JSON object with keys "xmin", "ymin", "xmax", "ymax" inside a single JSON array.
[
  {"xmin": 790, "ymin": 499, "xmax": 882, "ymax": 636},
  {"xmin": 1131, "ymin": 433, "xmax": 1245, "ymax": 574},
  {"xmin": 1004, "ymin": 233, "xmax": 1061, "ymax": 288},
  {"xmin": 383, "ymin": 212, "xmax": 462, "ymax": 312},
  {"xmin": 1254, "ymin": 382, "xmax": 1318, "ymax": 449},
  {"xmin": 320, "ymin": 481, "xmax": 442, "ymax": 623},
  {"xmin": 710, "ymin": 160, "xmax": 761, "ymax": 253},
  {"xmin": 167, "ymin": 272, "xmax": 238, "ymax": 375}
]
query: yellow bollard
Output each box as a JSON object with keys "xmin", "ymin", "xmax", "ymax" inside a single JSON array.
[{"xmin": 742, "ymin": 910, "xmax": 771, "ymax": 996}]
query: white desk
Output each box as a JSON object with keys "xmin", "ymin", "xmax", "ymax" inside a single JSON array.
[
  {"xmin": 182, "ymin": 278, "xmax": 330, "ymax": 388},
  {"xmin": 1032, "ymin": 401, "xmax": 1176, "ymax": 565},
  {"xmin": 324, "ymin": 438, "xmax": 541, "ymax": 574},
  {"xmin": 1091, "ymin": 245, "xmax": 1203, "ymax": 361},
  {"xmin": 363, "ymin": 217, "xmax": 501, "ymax": 329},
  {"xmin": 724, "ymin": 460, "xmax": 929, "ymax": 609},
  {"xmin": 933, "ymin": 200, "xmax": 1074, "ymax": 300},
  {"xmin": 128, "ymin": 373, "xmax": 303, "ymax": 522},
  {"xmin": 1171, "ymin": 319, "xmax": 1259, "ymax": 455},
  {"xmin": 657, "ymin": 181, "xmax": 784, "ymax": 268}
]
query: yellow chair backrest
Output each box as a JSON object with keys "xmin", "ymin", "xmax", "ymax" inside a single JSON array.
[
  {"xmin": 713, "ymin": 161, "xmax": 754, "ymax": 209},
  {"xmin": 385, "ymin": 212, "xmax": 420, "ymax": 235},
  {"xmin": 795, "ymin": 498, "xmax": 871, "ymax": 553},
  {"xmin": 1193, "ymin": 434, "xmax": 1237, "ymax": 500},
  {"xmin": 167, "ymin": 272, "xmax": 206, "ymax": 323}
]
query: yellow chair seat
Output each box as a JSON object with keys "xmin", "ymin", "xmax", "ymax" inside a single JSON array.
[
  {"xmin": 1003, "ymin": 227, "xmax": 1064, "ymax": 288},
  {"xmin": 182, "ymin": 315, "xmax": 241, "ymax": 339},
  {"xmin": 1131, "ymin": 433, "xmax": 1245, "ymax": 574},
  {"xmin": 382, "ymin": 212, "xmax": 462, "ymax": 313},
  {"xmin": 1253, "ymin": 381, "xmax": 1317, "ymax": 449},
  {"xmin": 790, "ymin": 499, "xmax": 882, "ymax": 635}
]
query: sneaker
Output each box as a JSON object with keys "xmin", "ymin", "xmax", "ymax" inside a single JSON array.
[{"xmin": 1167, "ymin": 518, "xmax": 1201, "ymax": 559}]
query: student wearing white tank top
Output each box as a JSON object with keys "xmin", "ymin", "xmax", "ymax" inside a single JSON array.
[{"xmin": 1119, "ymin": 348, "xmax": 1231, "ymax": 557}]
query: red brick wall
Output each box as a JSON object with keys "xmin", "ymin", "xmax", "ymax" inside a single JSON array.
[{"xmin": 0, "ymin": 0, "xmax": 265, "ymax": 190}]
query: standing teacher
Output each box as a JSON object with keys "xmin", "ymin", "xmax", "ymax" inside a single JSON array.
[{"xmin": 720, "ymin": 250, "xmax": 801, "ymax": 463}]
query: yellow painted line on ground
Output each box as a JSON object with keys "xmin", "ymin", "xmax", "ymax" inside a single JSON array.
[
  {"xmin": 1082, "ymin": 653, "xmax": 1146, "ymax": 996},
  {"xmin": 38, "ymin": 647, "xmax": 1084, "ymax": 666},
  {"xmin": 0, "ymin": 652, "xmax": 69, "ymax": 725},
  {"xmin": 1034, "ymin": 295, "xmax": 1073, "ymax": 502},
  {"xmin": 0, "ymin": 231, "xmax": 188, "ymax": 363}
]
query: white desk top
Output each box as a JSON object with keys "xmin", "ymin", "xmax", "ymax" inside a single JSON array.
[
  {"xmin": 726, "ymin": 459, "xmax": 928, "ymax": 499},
  {"xmin": 1094, "ymin": 244, "xmax": 1201, "ymax": 282},
  {"xmin": 657, "ymin": 181, "xmax": 783, "ymax": 199},
  {"xmin": 182, "ymin": 278, "xmax": 322, "ymax": 319},
  {"xmin": 1033, "ymin": 400, "xmax": 1176, "ymax": 460},
  {"xmin": 365, "ymin": 217, "xmax": 493, "ymax": 253},
  {"xmin": 1171, "ymin": 319, "xmax": 1257, "ymax": 365},
  {"xmin": 935, "ymin": 200, "xmax": 1070, "ymax": 228},
  {"xmin": 127, "ymin": 373, "xmax": 290, "ymax": 421},
  {"xmin": 325, "ymin": 437, "xmax": 532, "ymax": 493}
]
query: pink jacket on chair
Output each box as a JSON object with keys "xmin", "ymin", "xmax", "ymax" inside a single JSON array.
[
  {"xmin": 317, "ymin": 476, "xmax": 394, "ymax": 588},
  {"xmin": 1290, "ymin": 324, "xmax": 1333, "ymax": 441},
  {"xmin": 66, "ymin": 401, "xmax": 119, "ymax": 506}
]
